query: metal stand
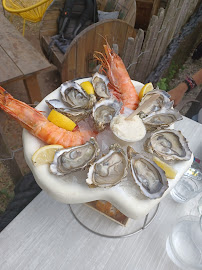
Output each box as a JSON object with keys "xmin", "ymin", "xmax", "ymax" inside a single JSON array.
[{"xmin": 69, "ymin": 203, "xmax": 160, "ymax": 239}]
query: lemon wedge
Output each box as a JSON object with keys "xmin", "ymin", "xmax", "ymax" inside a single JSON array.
[
  {"xmin": 80, "ymin": 81, "xmax": 95, "ymax": 95},
  {"xmin": 48, "ymin": 109, "xmax": 76, "ymax": 131},
  {"xmin": 32, "ymin": 145, "xmax": 64, "ymax": 166},
  {"xmin": 139, "ymin": 82, "xmax": 154, "ymax": 100},
  {"xmin": 153, "ymin": 156, "xmax": 177, "ymax": 179}
]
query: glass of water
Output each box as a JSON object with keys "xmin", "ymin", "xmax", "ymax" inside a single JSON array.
[
  {"xmin": 166, "ymin": 215, "xmax": 202, "ymax": 270},
  {"xmin": 170, "ymin": 160, "xmax": 202, "ymax": 203}
]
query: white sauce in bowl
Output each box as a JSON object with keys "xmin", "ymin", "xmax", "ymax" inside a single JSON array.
[{"xmin": 110, "ymin": 114, "xmax": 146, "ymax": 142}]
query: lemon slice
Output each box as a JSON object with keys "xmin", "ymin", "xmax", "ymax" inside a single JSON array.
[
  {"xmin": 48, "ymin": 109, "xmax": 76, "ymax": 131},
  {"xmin": 32, "ymin": 145, "xmax": 64, "ymax": 166},
  {"xmin": 139, "ymin": 82, "xmax": 154, "ymax": 100},
  {"xmin": 80, "ymin": 81, "xmax": 95, "ymax": 95},
  {"xmin": 153, "ymin": 156, "xmax": 177, "ymax": 179}
]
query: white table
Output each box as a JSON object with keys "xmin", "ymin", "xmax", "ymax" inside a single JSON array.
[{"xmin": 0, "ymin": 117, "xmax": 201, "ymax": 270}]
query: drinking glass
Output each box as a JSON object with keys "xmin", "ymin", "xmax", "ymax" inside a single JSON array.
[
  {"xmin": 170, "ymin": 160, "xmax": 202, "ymax": 203},
  {"xmin": 166, "ymin": 215, "xmax": 202, "ymax": 270}
]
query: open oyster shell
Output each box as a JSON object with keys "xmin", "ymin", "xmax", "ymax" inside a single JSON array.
[
  {"xmin": 127, "ymin": 147, "xmax": 168, "ymax": 199},
  {"xmin": 46, "ymin": 99, "xmax": 91, "ymax": 123},
  {"xmin": 92, "ymin": 98, "xmax": 122, "ymax": 131},
  {"xmin": 139, "ymin": 88, "xmax": 173, "ymax": 117},
  {"xmin": 50, "ymin": 138, "xmax": 100, "ymax": 175},
  {"xmin": 92, "ymin": 72, "xmax": 110, "ymax": 99},
  {"xmin": 142, "ymin": 107, "xmax": 182, "ymax": 129},
  {"xmin": 145, "ymin": 129, "xmax": 192, "ymax": 161},
  {"xmin": 86, "ymin": 144, "xmax": 127, "ymax": 188},
  {"xmin": 60, "ymin": 81, "xmax": 96, "ymax": 109}
]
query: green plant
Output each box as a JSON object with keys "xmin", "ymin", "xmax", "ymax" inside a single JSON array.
[{"xmin": 157, "ymin": 61, "xmax": 182, "ymax": 91}]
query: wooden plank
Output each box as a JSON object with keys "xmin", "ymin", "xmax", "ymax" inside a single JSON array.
[
  {"xmin": 112, "ymin": 20, "xmax": 128, "ymax": 56},
  {"xmin": 84, "ymin": 24, "xmax": 96, "ymax": 76},
  {"xmin": 174, "ymin": 0, "xmax": 198, "ymax": 36},
  {"xmin": 125, "ymin": 1, "xmax": 136, "ymax": 28},
  {"xmin": 135, "ymin": 15, "xmax": 158, "ymax": 82},
  {"xmin": 76, "ymin": 31, "xmax": 86, "ymax": 78},
  {"xmin": 151, "ymin": 0, "xmax": 161, "ymax": 16},
  {"xmin": 61, "ymin": 39, "xmax": 77, "ymax": 81},
  {"xmin": 0, "ymin": 15, "xmax": 50, "ymax": 76},
  {"xmin": 115, "ymin": 0, "xmax": 136, "ymax": 27},
  {"xmin": 41, "ymin": 35, "xmax": 63, "ymax": 70},
  {"xmin": 122, "ymin": 37, "xmax": 135, "ymax": 68},
  {"xmin": 144, "ymin": 7, "xmax": 165, "ymax": 78},
  {"xmin": 152, "ymin": 0, "xmax": 179, "ymax": 69},
  {"xmin": 23, "ymin": 75, "xmax": 42, "ymax": 103},
  {"xmin": 149, "ymin": 8, "xmax": 165, "ymax": 71},
  {"xmin": 128, "ymin": 28, "xmax": 144, "ymax": 79},
  {"xmin": 0, "ymin": 46, "xmax": 23, "ymax": 84}
]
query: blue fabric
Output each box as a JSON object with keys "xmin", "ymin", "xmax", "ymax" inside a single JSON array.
[{"xmin": 192, "ymin": 113, "xmax": 199, "ymax": 122}]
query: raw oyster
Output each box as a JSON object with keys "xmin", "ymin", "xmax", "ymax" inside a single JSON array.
[
  {"xmin": 127, "ymin": 147, "xmax": 168, "ymax": 199},
  {"xmin": 50, "ymin": 138, "xmax": 100, "ymax": 175},
  {"xmin": 138, "ymin": 89, "xmax": 173, "ymax": 117},
  {"xmin": 60, "ymin": 81, "xmax": 96, "ymax": 109},
  {"xmin": 46, "ymin": 99, "xmax": 91, "ymax": 123},
  {"xmin": 145, "ymin": 129, "xmax": 192, "ymax": 161},
  {"xmin": 92, "ymin": 98, "xmax": 122, "ymax": 131},
  {"xmin": 86, "ymin": 144, "xmax": 127, "ymax": 188},
  {"xmin": 142, "ymin": 107, "xmax": 182, "ymax": 129},
  {"xmin": 92, "ymin": 72, "xmax": 110, "ymax": 98}
]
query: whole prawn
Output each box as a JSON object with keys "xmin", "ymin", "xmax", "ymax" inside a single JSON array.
[
  {"xmin": 94, "ymin": 42, "xmax": 139, "ymax": 110},
  {"xmin": 0, "ymin": 86, "xmax": 94, "ymax": 148}
]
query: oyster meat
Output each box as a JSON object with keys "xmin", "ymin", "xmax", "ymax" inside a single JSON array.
[
  {"xmin": 86, "ymin": 144, "xmax": 127, "ymax": 188},
  {"xmin": 145, "ymin": 129, "xmax": 192, "ymax": 161},
  {"xmin": 92, "ymin": 72, "xmax": 110, "ymax": 98},
  {"xmin": 60, "ymin": 81, "xmax": 96, "ymax": 109},
  {"xmin": 142, "ymin": 107, "xmax": 182, "ymax": 129},
  {"xmin": 138, "ymin": 88, "xmax": 173, "ymax": 117},
  {"xmin": 50, "ymin": 138, "xmax": 100, "ymax": 175},
  {"xmin": 127, "ymin": 147, "xmax": 168, "ymax": 199},
  {"xmin": 92, "ymin": 98, "xmax": 122, "ymax": 131},
  {"xmin": 46, "ymin": 99, "xmax": 91, "ymax": 123}
]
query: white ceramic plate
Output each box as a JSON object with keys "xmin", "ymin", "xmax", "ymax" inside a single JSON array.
[{"xmin": 23, "ymin": 79, "xmax": 193, "ymax": 219}]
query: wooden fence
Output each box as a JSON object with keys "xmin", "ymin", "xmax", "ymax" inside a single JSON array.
[{"xmin": 122, "ymin": 0, "xmax": 200, "ymax": 83}]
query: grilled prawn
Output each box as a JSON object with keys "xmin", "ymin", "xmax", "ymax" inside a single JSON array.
[
  {"xmin": 0, "ymin": 86, "xmax": 95, "ymax": 148},
  {"xmin": 94, "ymin": 42, "xmax": 139, "ymax": 110}
]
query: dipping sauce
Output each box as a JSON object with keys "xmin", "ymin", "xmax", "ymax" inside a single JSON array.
[{"xmin": 110, "ymin": 114, "xmax": 146, "ymax": 142}]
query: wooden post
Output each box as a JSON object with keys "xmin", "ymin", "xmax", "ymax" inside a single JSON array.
[{"xmin": 23, "ymin": 75, "xmax": 42, "ymax": 104}]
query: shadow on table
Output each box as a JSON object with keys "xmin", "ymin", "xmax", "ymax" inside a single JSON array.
[{"xmin": 0, "ymin": 173, "xmax": 41, "ymax": 232}]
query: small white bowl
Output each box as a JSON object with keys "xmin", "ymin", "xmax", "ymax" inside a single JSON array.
[{"xmin": 110, "ymin": 114, "xmax": 146, "ymax": 144}]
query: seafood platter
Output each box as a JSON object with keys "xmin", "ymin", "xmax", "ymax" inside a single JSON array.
[{"xmin": 0, "ymin": 43, "xmax": 193, "ymax": 220}]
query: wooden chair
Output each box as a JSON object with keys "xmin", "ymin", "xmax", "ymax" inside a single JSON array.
[{"xmin": 39, "ymin": 0, "xmax": 136, "ymax": 82}]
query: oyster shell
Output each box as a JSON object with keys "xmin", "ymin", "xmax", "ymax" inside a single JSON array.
[
  {"xmin": 92, "ymin": 98, "xmax": 122, "ymax": 131},
  {"xmin": 142, "ymin": 107, "xmax": 182, "ymax": 129},
  {"xmin": 145, "ymin": 129, "xmax": 192, "ymax": 161},
  {"xmin": 60, "ymin": 81, "xmax": 96, "ymax": 109},
  {"xmin": 139, "ymin": 88, "xmax": 173, "ymax": 117},
  {"xmin": 127, "ymin": 147, "xmax": 168, "ymax": 199},
  {"xmin": 86, "ymin": 144, "xmax": 127, "ymax": 188},
  {"xmin": 92, "ymin": 72, "xmax": 110, "ymax": 98},
  {"xmin": 50, "ymin": 138, "xmax": 100, "ymax": 175},
  {"xmin": 46, "ymin": 99, "xmax": 91, "ymax": 123}
]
